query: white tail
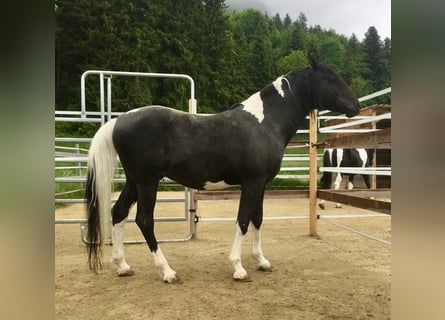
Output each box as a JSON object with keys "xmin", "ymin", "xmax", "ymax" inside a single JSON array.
[{"xmin": 87, "ymin": 118, "xmax": 117, "ymax": 243}]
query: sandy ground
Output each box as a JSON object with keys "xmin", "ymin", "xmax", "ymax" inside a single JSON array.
[{"xmin": 55, "ymin": 191, "xmax": 391, "ymax": 320}]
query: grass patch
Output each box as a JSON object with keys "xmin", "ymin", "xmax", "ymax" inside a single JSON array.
[{"xmin": 266, "ymin": 178, "xmax": 309, "ymax": 190}]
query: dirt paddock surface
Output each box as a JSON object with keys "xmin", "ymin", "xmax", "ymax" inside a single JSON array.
[{"xmin": 55, "ymin": 192, "xmax": 391, "ymax": 319}]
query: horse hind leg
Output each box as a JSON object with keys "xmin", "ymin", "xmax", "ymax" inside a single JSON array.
[
  {"xmin": 134, "ymin": 179, "xmax": 177, "ymax": 283},
  {"xmin": 110, "ymin": 181, "xmax": 136, "ymax": 276}
]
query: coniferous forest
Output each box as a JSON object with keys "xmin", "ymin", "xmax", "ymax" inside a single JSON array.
[{"xmin": 55, "ymin": 0, "xmax": 391, "ymax": 122}]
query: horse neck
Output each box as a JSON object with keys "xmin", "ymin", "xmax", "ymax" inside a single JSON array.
[{"xmin": 262, "ymin": 74, "xmax": 314, "ymax": 146}]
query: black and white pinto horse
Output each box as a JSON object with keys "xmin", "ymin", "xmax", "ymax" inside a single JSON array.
[
  {"xmin": 85, "ymin": 57, "xmax": 360, "ymax": 283},
  {"xmin": 318, "ymin": 148, "xmax": 374, "ymax": 209}
]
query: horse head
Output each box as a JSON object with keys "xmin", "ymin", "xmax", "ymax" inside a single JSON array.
[{"xmin": 307, "ymin": 56, "xmax": 361, "ymax": 118}]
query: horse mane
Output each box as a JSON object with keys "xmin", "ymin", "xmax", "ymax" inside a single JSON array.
[
  {"xmin": 313, "ymin": 61, "xmax": 331, "ymax": 72},
  {"xmin": 282, "ymin": 76, "xmax": 291, "ymax": 91}
]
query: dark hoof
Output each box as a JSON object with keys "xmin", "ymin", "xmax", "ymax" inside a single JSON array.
[{"xmin": 318, "ymin": 203, "xmax": 325, "ymax": 210}]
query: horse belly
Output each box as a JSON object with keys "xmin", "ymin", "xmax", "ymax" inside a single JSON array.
[{"xmin": 163, "ymin": 150, "xmax": 241, "ymax": 190}]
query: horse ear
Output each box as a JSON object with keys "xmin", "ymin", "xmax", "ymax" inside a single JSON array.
[{"xmin": 308, "ymin": 53, "xmax": 319, "ymax": 70}]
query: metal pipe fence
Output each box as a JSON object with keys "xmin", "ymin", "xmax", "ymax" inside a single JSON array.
[{"xmin": 55, "ymin": 71, "xmax": 197, "ymax": 244}]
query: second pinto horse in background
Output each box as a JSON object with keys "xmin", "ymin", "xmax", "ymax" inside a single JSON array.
[{"xmin": 319, "ymin": 148, "xmax": 375, "ymax": 209}]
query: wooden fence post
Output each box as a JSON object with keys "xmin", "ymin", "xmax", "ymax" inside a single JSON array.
[{"xmin": 309, "ymin": 110, "xmax": 319, "ymax": 237}]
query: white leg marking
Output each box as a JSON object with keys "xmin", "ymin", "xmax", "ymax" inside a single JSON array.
[
  {"xmin": 152, "ymin": 247, "xmax": 177, "ymax": 283},
  {"xmin": 110, "ymin": 220, "xmax": 133, "ymax": 276},
  {"xmin": 333, "ymin": 173, "xmax": 343, "ymax": 190},
  {"xmin": 334, "ymin": 174, "xmax": 343, "ymax": 208},
  {"xmin": 229, "ymin": 224, "xmax": 249, "ymax": 280},
  {"xmin": 320, "ymin": 149, "xmax": 332, "ymax": 209},
  {"xmin": 347, "ymin": 181, "xmax": 354, "ymax": 190},
  {"xmin": 241, "ymin": 92, "xmax": 264, "ymax": 123},
  {"xmin": 251, "ymin": 224, "xmax": 271, "ymax": 271},
  {"xmin": 333, "ymin": 148, "xmax": 343, "ymax": 189},
  {"xmin": 272, "ymin": 76, "xmax": 285, "ymax": 97}
]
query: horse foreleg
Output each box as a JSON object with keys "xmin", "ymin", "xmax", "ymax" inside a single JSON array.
[
  {"xmin": 251, "ymin": 224, "xmax": 272, "ymax": 271},
  {"xmin": 152, "ymin": 247, "xmax": 177, "ymax": 283},
  {"xmin": 110, "ymin": 182, "xmax": 136, "ymax": 276},
  {"xmin": 229, "ymin": 183, "xmax": 264, "ymax": 281},
  {"xmin": 229, "ymin": 224, "xmax": 249, "ymax": 281},
  {"xmin": 250, "ymin": 193, "xmax": 271, "ymax": 272},
  {"xmin": 363, "ymin": 174, "xmax": 371, "ymax": 189},
  {"xmin": 135, "ymin": 181, "xmax": 177, "ymax": 283},
  {"xmin": 333, "ymin": 172, "xmax": 342, "ymax": 190},
  {"xmin": 334, "ymin": 173, "xmax": 343, "ymax": 208},
  {"xmin": 347, "ymin": 175, "xmax": 354, "ymax": 190}
]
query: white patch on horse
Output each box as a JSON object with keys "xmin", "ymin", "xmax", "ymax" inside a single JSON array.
[
  {"xmin": 241, "ymin": 92, "xmax": 264, "ymax": 123},
  {"xmin": 110, "ymin": 220, "xmax": 133, "ymax": 276},
  {"xmin": 357, "ymin": 149, "xmax": 368, "ymax": 167},
  {"xmin": 335, "ymin": 148, "xmax": 344, "ymax": 167},
  {"xmin": 203, "ymin": 181, "xmax": 237, "ymax": 190},
  {"xmin": 333, "ymin": 148, "xmax": 343, "ymax": 188},
  {"xmin": 152, "ymin": 247, "xmax": 177, "ymax": 283},
  {"xmin": 272, "ymin": 76, "xmax": 285, "ymax": 97},
  {"xmin": 229, "ymin": 224, "xmax": 248, "ymax": 280},
  {"xmin": 251, "ymin": 224, "xmax": 271, "ymax": 270}
]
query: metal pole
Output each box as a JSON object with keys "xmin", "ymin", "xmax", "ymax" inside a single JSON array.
[
  {"xmin": 99, "ymin": 72, "xmax": 105, "ymax": 125},
  {"xmin": 107, "ymin": 76, "xmax": 112, "ymax": 122},
  {"xmin": 81, "ymin": 74, "xmax": 86, "ymax": 118}
]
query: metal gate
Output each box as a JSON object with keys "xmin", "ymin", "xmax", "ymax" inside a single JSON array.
[{"xmin": 55, "ymin": 71, "xmax": 197, "ymax": 244}]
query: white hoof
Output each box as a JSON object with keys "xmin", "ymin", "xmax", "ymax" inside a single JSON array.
[
  {"xmin": 162, "ymin": 270, "xmax": 179, "ymax": 284},
  {"xmin": 257, "ymin": 260, "xmax": 272, "ymax": 272},
  {"xmin": 111, "ymin": 257, "xmax": 133, "ymax": 276},
  {"xmin": 117, "ymin": 267, "xmax": 134, "ymax": 277},
  {"xmin": 233, "ymin": 269, "xmax": 251, "ymax": 282}
]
